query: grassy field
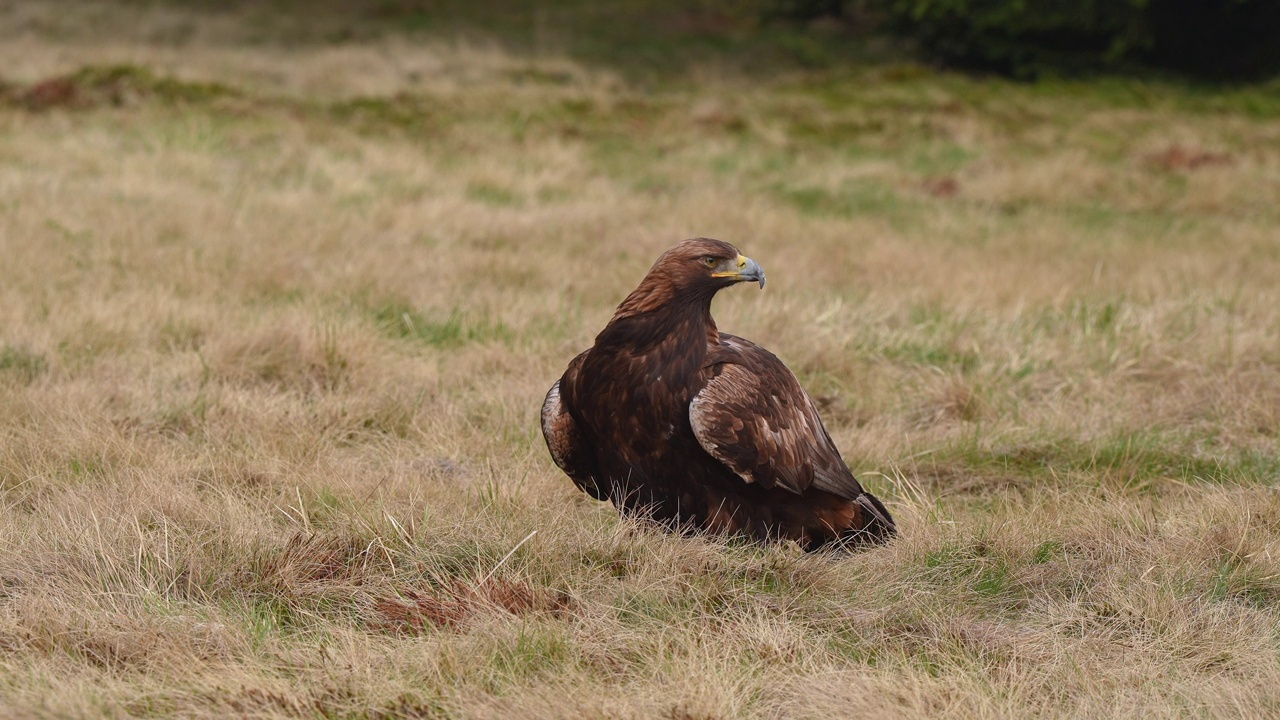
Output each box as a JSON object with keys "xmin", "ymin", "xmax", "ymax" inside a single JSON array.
[{"xmin": 3, "ymin": 2, "xmax": 1280, "ymax": 717}]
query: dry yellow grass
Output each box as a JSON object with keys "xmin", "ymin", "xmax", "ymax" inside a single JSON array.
[{"xmin": 2, "ymin": 2, "xmax": 1280, "ymax": 718}]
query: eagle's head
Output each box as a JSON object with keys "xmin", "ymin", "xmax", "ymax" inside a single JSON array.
[
  {"xmin": 611, "ymin": 238, "xmax": 765, "ymax": 321},
  {"xmin": 652, "ymin": 237, "xmax": 766, "ymax": 292}
]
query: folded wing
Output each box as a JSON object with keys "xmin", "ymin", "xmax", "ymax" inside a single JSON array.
[
  {"xmin": 541, "ymin": 352, "xmax": 606, "ymax": 500},
  {"xmin": 689, "ymin": 336, "xmax": 870, "ymax": 502}
]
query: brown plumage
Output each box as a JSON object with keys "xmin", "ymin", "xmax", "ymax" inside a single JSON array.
[{"xmin": 541, "ymin": 238, "xmax": 895, "ymax": 551}]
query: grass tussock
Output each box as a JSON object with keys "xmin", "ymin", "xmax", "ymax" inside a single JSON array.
[{"xmin": 1, "ymin": 1, "xmax": 1279, "ymax": 717}]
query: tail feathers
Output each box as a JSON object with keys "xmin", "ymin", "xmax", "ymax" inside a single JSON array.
[{"xmin": 846, "ymin": 492, "xmax": 896, "ymax": 546}]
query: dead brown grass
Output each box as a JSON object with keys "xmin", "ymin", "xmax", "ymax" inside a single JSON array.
[{"xmin": 1, "ymin": 1, "xmax": 1279, "ymax": 718}]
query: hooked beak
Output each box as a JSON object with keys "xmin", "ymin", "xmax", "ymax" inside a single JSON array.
[{"xmin": 712, "ymin": 254, "xmax": 766, "ymax": 289}]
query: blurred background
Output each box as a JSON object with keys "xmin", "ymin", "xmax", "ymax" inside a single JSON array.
[{"xmin": 7, "ymin": 0, "xmax": 1280, "ymax": 81}]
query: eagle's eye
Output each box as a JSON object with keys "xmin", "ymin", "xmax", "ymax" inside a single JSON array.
[{"xmin": 703, "ymin": 257, "xmax": 717, "ymax": 267}]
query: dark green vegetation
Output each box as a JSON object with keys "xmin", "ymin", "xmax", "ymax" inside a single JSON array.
[{"xmin": 782, "ymin": 0, "xmax": 1280, "ymax": 79}]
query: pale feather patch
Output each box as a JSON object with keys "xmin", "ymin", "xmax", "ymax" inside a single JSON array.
[
  {"xmin": 689, "ymin": 393, "xmax": 757, "ymax": 485},
  {"xmin": 541, "ymin": 381, "xmax": 576, "ymax": 473}
]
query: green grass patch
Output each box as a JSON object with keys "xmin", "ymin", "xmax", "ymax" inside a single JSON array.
[
  {"xmin": 773, "ymin": 179, "xmax": 908, "ymax": 220},
  {"xmin": 879, "ymin": 340, "xmax": 979, "ymax": 372},
  {"xmin": 465, "ymin": 182, "xmax": 522, "ymax": 207},
  {"xmin": 1032, "ymin": 540, "xmax": 1064, "ymax": 565},
  {"xmin": 0, "ymin": 346, "xmax": 48, "ymax": 383},
  {"xmin": 243, "ymin": 597, "xmax": 310, "ymax": 644},
  {"xmin": 920, "ymin": 540, "xmax": 1016, "ymax": 601},
  {"xmin": 370, "ymin": 301, "xmax": 513, "ymax": 348},
  {"xmin": 328, "ymin": 94, "xmax": 441, "ymax": 136},
  {"xmin": 153, "ymin": 394, "xmax": 212, "ymax": 438},
  {"xmin": 904, "ymin": 142, "xmax": 978, "ymax": 175},
  {"xmin": 1208, "ymin": 560, "xmax": 1280, "ymax": 609},
  {"xmin": 72, "ymin": 64, "xmax": 237, "ymax": 104},
  {"xmin": 488, "ymin": 626, "xmax": 572, "ymax": 682},
  {"xmin": 615, "ymin": 587, "xmax": 699, "ymax": 626},
  {"xmin": 66, "ymin": 455, "xmax": 107, "ymax": 480},
  {"xmin": 933, "ymin": 433, "xmax": 1280, "ymax": 490}
]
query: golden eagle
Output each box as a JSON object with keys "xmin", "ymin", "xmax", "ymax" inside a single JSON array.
[{"xmin": 542, "ymin": 238, "xmax": 895, "ymax": 550}]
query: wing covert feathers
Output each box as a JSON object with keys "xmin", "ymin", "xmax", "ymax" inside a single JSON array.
[{"xmin": 690, "ymin": 341, "xmax": 867, "ymax": 501}]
